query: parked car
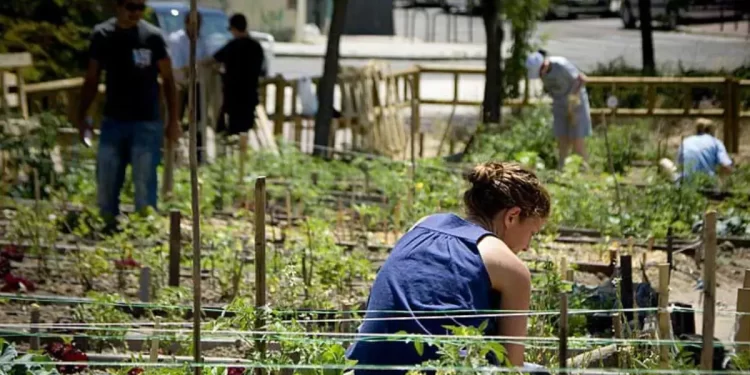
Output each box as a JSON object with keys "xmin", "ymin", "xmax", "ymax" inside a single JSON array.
[
  {"xmin": 146, "ymin": 2, "xmax": 275, "ymax": 76},
  {"xmin": 546, "ymin": 0, "xmax": 622, "ymax": 19},
  {"xmin": 620, "ymin": 0, "xmax": 745, "ymax": 30}
]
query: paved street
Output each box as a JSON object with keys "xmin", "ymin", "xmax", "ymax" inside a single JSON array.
[{"xmin": 273, "ymin": 9, "xmax": 749, "ymax": 79}]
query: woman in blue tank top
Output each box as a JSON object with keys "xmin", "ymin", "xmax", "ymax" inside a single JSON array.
[{"xmin": 346, "ymin": 162, "xmax": 551, "ymax": 374}]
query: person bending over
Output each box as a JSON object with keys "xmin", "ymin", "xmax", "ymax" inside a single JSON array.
[
  {"xmin": 659, "ymin": 119, "xmax": 733, "ymax": 186},
  {"xmin": 526, "ymin": 50, "xmax": 592, "ymax": 170},
  {"xmin": 346, "ymin": 161, "xmax": 551, "ymax": 374}
]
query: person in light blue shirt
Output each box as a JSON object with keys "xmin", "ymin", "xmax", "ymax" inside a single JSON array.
[
  {"xmin": 167, "ymin": 12, "xmax": 214, "ymax": 81},
  {"xmin": 167, "ymin": 12, "xmax": 216, "ymax": 163},
  {"xmin": 659, "ymin": 119, "xmax": 733, "ymax": 184},
  {"xmin": 526, "ymin": 50, "xmax": 592, "ymax": 170}
]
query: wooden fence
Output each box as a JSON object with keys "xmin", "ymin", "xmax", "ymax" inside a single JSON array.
[{"xmin": 17, "ymin": 64, "xmax": 750, "ymax": 156}]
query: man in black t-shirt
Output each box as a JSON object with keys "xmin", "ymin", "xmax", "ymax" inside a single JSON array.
[
  {"xmin": 213, "ymin": 13, "xmax": 265, "ymax": 136},
  {"xmin": 76, "ymin": 0, "xmax": 180, "ymax": 228}
]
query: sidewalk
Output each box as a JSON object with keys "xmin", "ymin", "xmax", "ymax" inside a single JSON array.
[
  {"xmin": 275, "ymin": 35, "xmax": 487, "ymax": 60},
  {"xmin": 679, "ymin": 21, "xmax": 750, "ymax": 39}
]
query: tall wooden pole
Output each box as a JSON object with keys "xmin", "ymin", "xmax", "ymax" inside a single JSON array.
[
  {"xmin": 700, "ymin": 210, "xmax": 717, "ymax": 371},
  {"xmin": 188, "ymin": 0, "xmax": 202, "ymax": 374}
]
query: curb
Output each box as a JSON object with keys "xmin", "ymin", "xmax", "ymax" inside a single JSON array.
[
  {"xmin": 275, "ymin": 52, "xmax": 487, "ymax": 61},
  {"xmin": 676, "ymin": 26, "xmax": 750, "ymax": 40},
  {"xmin": 274, "ymin": 43, "xmax": 487, "ymax": 61}
]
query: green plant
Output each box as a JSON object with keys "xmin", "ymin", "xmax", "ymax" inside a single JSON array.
[{"xmin": 0, "ymin": 338, "xmax": 60, "ymax": 375}]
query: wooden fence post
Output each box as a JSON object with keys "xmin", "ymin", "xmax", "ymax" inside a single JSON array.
[
  {"xmin": 730, "ymin": 78, "xmax": 740, "ymax": 154},
  {"xmin": 274, "ymin": 74, "xmax": 286, "ymax": 136},
  {"xmin": 700, "ymin": 210, "xmax": 717, "ymax": 371},
  {"xmin": 723, "ymin": 77, "xmax": 735, "ymax": 153}
]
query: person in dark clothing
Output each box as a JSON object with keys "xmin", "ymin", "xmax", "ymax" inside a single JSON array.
[
  {"xmin": 213, "ymin": 13, "xmax": 265, "ymax": 136},
  {"xmin": 346, "ymin": 162, "xmax": 551, "ymax": 374},
  {"xmin": 76, "ymin": 0, "xmax": 180, "ymax": 228}
]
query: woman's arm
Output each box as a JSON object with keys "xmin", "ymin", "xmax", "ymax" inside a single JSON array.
[{"xmin": 478, "ymin": 237, "xmax": 532, "ymax": 367}]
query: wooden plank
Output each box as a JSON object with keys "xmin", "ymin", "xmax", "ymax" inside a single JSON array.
[
  {"xmin": 0, "ymin": 53, "xmax": 33, "ymax": 69},
  {"xmin": 253, "ymin": 104, "xmax": 280, "ymax": 155}
]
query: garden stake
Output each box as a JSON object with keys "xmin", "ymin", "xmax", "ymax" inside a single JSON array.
[
  {"xmin": 700, "ymin": 210, "xmax": 717, "ymax": 371},
  {"xmin": 286, "ymin": 189, "xmax": 293, "ymax": 237},
  {"xmin": 558, "ymin": 293, "xmax": 568, "ymax": 375},
  {"xmin": 336, "ymin": 198, "xmax": 343, "ymax": 239},
  {"xmin": 169, "ymin": 210, "xmax": 181, "ymax": 287},
  {"xmin": 150, "ymin": 317, "xmax": 161, "ymax": 362},
  {"xmin": 254, "ymin": 176, "xmax": 267, "ymax": 373},
  {"xmin": 138, "ymin": 266, "xmax": 151, "ymax": 302},
  {"xmin": 29, "ymin": 303, "xmax": 40, "ymax": 350},
  {"xmin": 230, "ymin": 237, "xmax": 248, "ymax": 301},
  {"xmin": 560, "ymin": 257, "xmax": 568, "ymax": 280},
  {"xmin": 736, "ymin": 287, "xmax": 750, "ymax": 353},
  {"xmin": 612, "ymin": 313, "xmax": 623, "ymax": 367},
  {"xmin": 381, "ymin": 194, "xmax": 388, "ymax": 243},
  {"xmin": 658, "ymin": 263, "xmax": 671, "ymax": 368},
  {"xmin": 666, "ymin": 226, "xmax": 674, "ymax": 273},
  {"xmin": 744, "ymin": 269, "xmax": 749, "ymax": 288},
  {"xmin": 187, "ymin": 1, "xmax": 202, "ymax": 374}
]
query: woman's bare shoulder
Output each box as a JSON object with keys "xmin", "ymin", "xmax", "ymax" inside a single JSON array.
[{"xmin": 477, "ymin": 236, "xmax": 531, "ymax": 290}]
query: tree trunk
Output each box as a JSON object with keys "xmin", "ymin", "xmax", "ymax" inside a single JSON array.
[
  {"xmin": 481, "ymin": 0, "xmax": 503, "ymax": 125},
  {"xmin": 459, "ymin": 0, "xmax": 502, "ymax": 159},
  {"xmin": 313, "ymin": 0, "xmax": 348, "ymax": 158},
  {"xmin": 638, "ymin": 0, "xmax": 656, "ymax": 75}
]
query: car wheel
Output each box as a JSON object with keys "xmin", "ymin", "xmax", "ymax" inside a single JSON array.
[{"xmin": 620, "ymin": 2, "xmax": 636, "ymax": 29}]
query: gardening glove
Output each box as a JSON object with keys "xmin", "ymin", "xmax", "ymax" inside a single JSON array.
[{"xmin": 567, "ymin": 94, "xmax": 580, "ymax": 128}]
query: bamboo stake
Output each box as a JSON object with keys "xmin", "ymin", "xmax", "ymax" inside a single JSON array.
[
  {"xmin": 658, "ymin": 263, "xmax": 671, "ymax": 368},
  {"xmin": 187, "ymin": 1, "xmax": 201, "ymax": 374},
  {"xmin": 150, "ymin": 317, "xmax": 160, "ymax": 362},
  {"xmin": 560, "ymin": 257, "xmax": 568, "ymax": 281},
  {"xmin": 254, "ymin": 177, "xmax": 267, "ymax": 375},
  {"xmin": 169, "ymin": 210, "xmax": 181, "ymax": 287},
  {"xmin": 559, "ymin": 293, "xmax": 569, "ymax": 375},
  {"xmin": 700, "ymin": 210, "xmax": 717, "ymax": 371}
]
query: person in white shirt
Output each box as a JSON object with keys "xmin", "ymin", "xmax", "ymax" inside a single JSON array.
[{"xmin": 167, "ymin": 12, "xmax": 213, "ymax": 162}]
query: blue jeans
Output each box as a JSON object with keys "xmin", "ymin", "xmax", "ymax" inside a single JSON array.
[{"xmin": 96, "ymin": 118, "xmax": 163, "ymax": 220}]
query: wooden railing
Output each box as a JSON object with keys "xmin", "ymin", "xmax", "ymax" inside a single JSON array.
[
  {"xmin": 21, "ymin": 64, "xmax": 750, "ymax": 156},
  {"xmin": 413, "ymin": 65, "xmax": 748, "ymax": 154}
]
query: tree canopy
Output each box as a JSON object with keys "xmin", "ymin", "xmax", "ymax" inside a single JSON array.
[{"xmin": 0, "ymin": 0, "xmax": 112, "ymax": 82}]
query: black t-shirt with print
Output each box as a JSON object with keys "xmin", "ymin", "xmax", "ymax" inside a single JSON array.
[
  {"xmin": 88, "ymin": 18, "xmax": 168, "ymax": 122},
  {"xmin": 213, "ymin": 36, "xmax": 265, "ymax": 114}
]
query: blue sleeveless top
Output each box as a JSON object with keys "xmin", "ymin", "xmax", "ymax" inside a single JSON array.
[{"xmin": 345, "ymin": 213, "xmax": 501, "ymax": 374}]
